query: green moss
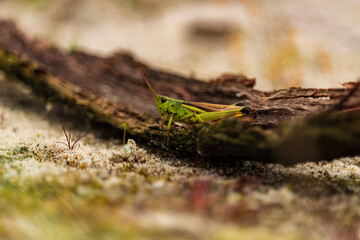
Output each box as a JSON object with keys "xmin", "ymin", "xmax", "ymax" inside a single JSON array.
[{"xmin": 12, "ymin": 146, "xmax": 30, "ymax": 155}]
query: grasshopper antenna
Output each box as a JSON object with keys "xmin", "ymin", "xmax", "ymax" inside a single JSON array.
[{"xmin": 139, "ymin": 68, "xmax": 158, "ymax": 99}]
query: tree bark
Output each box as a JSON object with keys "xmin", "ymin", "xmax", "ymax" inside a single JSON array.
[{"xmin": 0, "ymin": 20, "xmax": 359, "ymax": 166}]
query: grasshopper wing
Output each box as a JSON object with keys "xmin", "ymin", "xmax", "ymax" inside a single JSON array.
[{"xmin": 182, "ymin": 101, "xmax": 245, "ymax": 112}]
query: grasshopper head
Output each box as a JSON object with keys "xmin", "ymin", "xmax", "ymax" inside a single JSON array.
[
  {"xmin": 139, "ymin": 68, "xmax": 181, "ymax": 116},
  {"xmin": 155, "ymin": 95, "xmax": 181, "ymax": 116},
  {"xmin": 156, "ymin": 95, "xmax": 173, "ymax": 115}
]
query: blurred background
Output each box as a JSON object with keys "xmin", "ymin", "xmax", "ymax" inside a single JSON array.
[{"xmin": 0, "ymin": 0, "xmax": 359, "ymax": 90}]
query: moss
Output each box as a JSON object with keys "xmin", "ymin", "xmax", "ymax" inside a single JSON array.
[
  {"xmin": 0, "ymin": 154, "xmax": 23, "ymax": 162},
  {"xmin": 12, "ymin": 146, "xmax": 30, "ymax": 155}
]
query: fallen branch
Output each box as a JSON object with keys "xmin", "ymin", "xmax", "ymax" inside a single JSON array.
[{"xmin": 0, "ymin": 19, "xmax": 359, "ymax": 166}]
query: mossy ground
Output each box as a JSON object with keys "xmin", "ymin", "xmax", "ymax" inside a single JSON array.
[{"xmin": 1, "ymin": 76, "xmax": 360, "ymax": 239}]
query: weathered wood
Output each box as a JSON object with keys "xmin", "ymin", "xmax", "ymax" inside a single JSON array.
[{"xmin": 0, "ymin": 19, "xmax": 359, "ymax": 166}]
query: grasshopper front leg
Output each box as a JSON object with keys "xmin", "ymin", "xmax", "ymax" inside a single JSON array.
[
  {"xmin": 161, "ymin": 115, "xmax": 166, "ymax": 127},
  {"xmin": 158, "ymin": 115, "xmax": 173, "ymax": 146},
  {"xmin": 167, "ymin": 115, "xmax": 173, "ymax": 146}
]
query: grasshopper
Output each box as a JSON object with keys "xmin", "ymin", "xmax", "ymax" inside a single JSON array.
[{"xmin": 139, "ymin": 68, "xmax": 254, "ymax": 145}]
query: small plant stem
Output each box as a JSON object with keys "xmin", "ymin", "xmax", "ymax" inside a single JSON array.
[
  {"xmin": 56, "ymin": 126, "xmax": 90, "ymax": 150},
  {"xmin": 123, "ymin": 123, "xmax": 128, "ymax": 162}
]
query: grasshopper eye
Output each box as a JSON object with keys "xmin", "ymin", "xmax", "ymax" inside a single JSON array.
[
  {"xmin": 235, "ymin": 102, "xmax": 244, "ymax": 106},
  {"xmin": 161, "ymin": 97, "xmax": 167, "ymax": 103}
]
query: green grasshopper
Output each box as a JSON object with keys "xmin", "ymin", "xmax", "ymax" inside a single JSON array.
[{"xmin": 139, "ymin": 68, "xmax": 254, "ymax": 145}]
